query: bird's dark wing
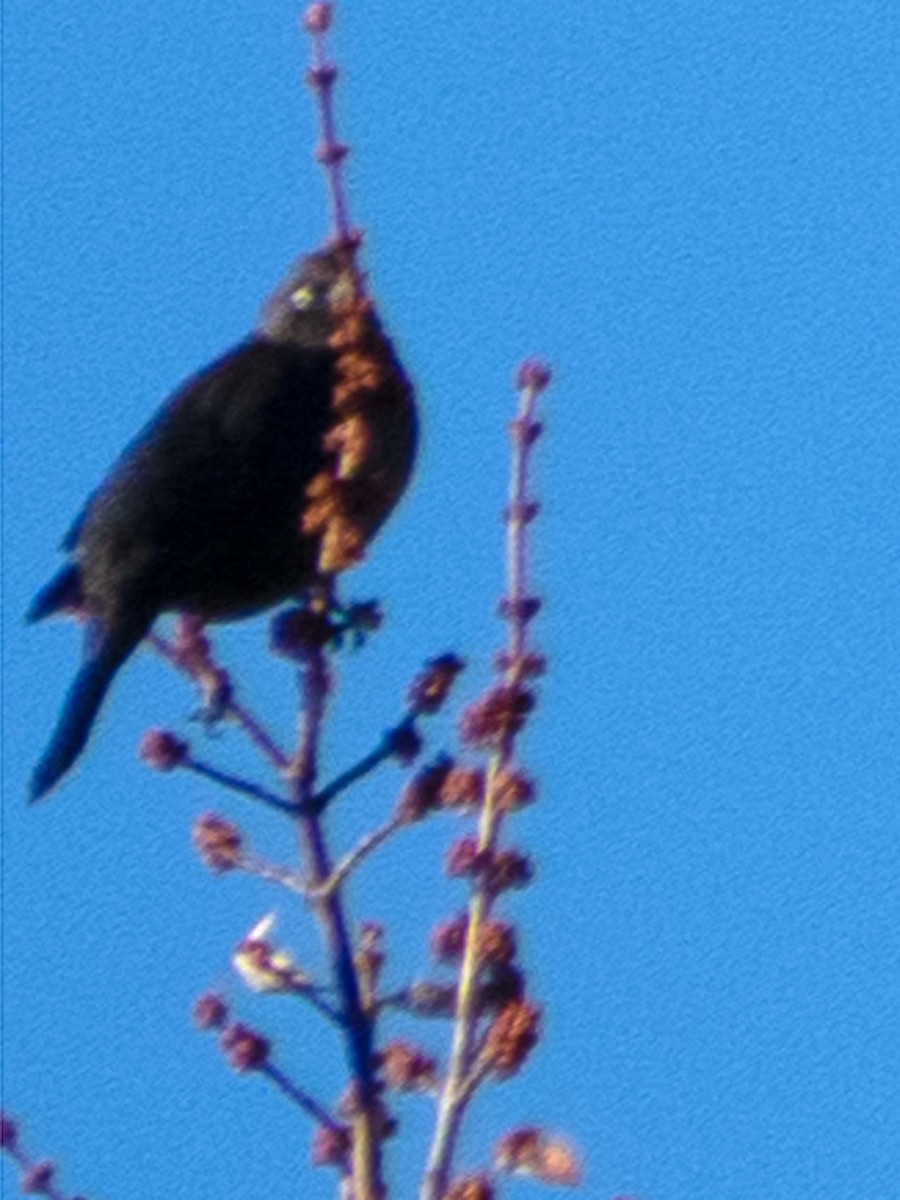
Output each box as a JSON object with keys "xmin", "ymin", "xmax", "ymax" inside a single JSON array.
[
  {"xmin": 73, "ymin": 336, "xmax": 337, "ymax": 617},
  {"xmin": 60, "ymin": 337, "xmax": 335, "ymax": 548}
]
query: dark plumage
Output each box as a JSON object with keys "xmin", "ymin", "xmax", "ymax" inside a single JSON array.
[{"xmin": 28, "ymin": 247, "xmax": 417, "ymax": 801}]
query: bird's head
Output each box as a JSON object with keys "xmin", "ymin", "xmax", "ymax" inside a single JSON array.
[{"xmin": 258, "ymin": 246, "xmax": 357, "ymax": 347}]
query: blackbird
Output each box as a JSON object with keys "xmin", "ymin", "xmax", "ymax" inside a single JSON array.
[{"xmin": 28, "ymin": 246, "xmax": 417, "ymax": 801}]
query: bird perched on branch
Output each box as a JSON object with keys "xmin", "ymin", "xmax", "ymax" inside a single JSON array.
[{"xmin": 28, "ymin": 244, "xmax": 417, "ymax": 801}]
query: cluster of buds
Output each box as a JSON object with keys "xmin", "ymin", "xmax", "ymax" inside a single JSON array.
[
  {"xmin": 378, "ymin": 1040, "xmax": 439, "ymax": 1094},
  {"xmin": 445, "ymin": 839, "xmax": 534, "ymax": 894},
  {"xmin": 494, "ymin": 1126, "xmax": 583, "ymax": 1186},
  {"xmin": 478, "ymin": 999, "xmax": 542, "ymax": 1080},
  {"xmin": 192, "ymin": 993, "xmax": 270, "ymax": 1074},
  {"xmin": 431, "ymin": 914, "xmax": 518, "ymax": 967},
  {"xmin": 459, "ymin": 684, "xmax": 536, "ymax": 750},
  {"xmin": 398, "ymin": 760, "xmax": 538, "ymax": 823},
  {"xmin": 161, "ymin": 339, "xmax": 561, "ymax": 1198}
]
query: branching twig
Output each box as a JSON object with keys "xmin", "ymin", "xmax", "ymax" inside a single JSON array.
[
  {"xmin": 0, "ymin": 1113, "xmax": 85, "ymax": 1200},
  {"xmin": 310, "ymin": 713, "xmax": 418, "ymax": 815},
  {"xmin": 310, "ymin": 813, "xmax": 406, "ymax": 899},
  {"xmin": 292, "ymin": 641, "xmax": 387, "ymax": 1200}
]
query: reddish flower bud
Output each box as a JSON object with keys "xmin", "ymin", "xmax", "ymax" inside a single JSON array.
[
  {"xmin": 303, "ymin": 2, "xmax": 333, "ymax": 35},
  {"xmin": 503, "ymin": 500, "xmax": 540, "ymax": 525},
  {"xmin": 515, "ymin": 357, "xmax": 552, "ymax": 392},
  {"xmin": 311, "ymin": 1124, "xmax": 351, "ymax": 1168},
  {"xmin": 459, "ymin": 684, "xmax": 535, "ymax": 749},
  {"xmin": 193, "ymin": 992, "xmax": 229, "ymax": 1031},
  {"xmin": 0, "ymin": 1112, "xmax": 18, "ymax": 1149},
  {"xmin": 497, "ymin": 595, "xmax": 542, "ymax": 623},
  {"xmin": 431, "ymin": 914, "xmax": 517, "ymax": 967},
  {"xmin": 407, "ymin": 653, "xmax": 465, "ymax": 715},
  {"xmin": 139, "ymin": 728, "xmax": 189, "ymax": 771},
  {"xmin": 396, "ymin": 757, "xmax": 453, "ymax": 823},
  {"xmin": 485, "ymin": 848, "xmax": 534, "ymax": 894},
  {"xmin": 174, "ymin": 613, "xmax": 210, "ymax": 658},
  {"xmin": 306, "ymin": 62, "xmax": 339, "ymax": 91},
  {"xmin": 493, "ymin": 767, "xmax": 536, "ymax": 811},
  {"xmin": 192, "ymin": 813, "xmax": 243, "ymax": 873},
  {"xmin": 221, "ymin": 1023, "xmax": 270, "ymax": 1072},
  {"xmin": 480, "ymin": 1000, "xmax": 541, "ymax": 1078},
  {"xmin": 445, "ymin": 836, "xmax": 481, "ymax": 878},
  {"xmin": 379, "ymin": 1039, "xmax": 439, "ymax": 1093},
  {"xmin": 438, "ymin": 766, "xmax": 485, "ymax": 811},
  {"xmin": 21, "ymin": 1161, "xmax": 55, "ymax": 1195},
  {"xmin": 478, "ymin": 921, "xmax": 518, "ymax": 966},
  {"xmin": 495, "ymin": 1126, "xmax": 583, "ymax": 1185},
  {"xmin": 316, "ymin": 140, "xmax": 349, "ymax": 166},
  {"xmin": 444, "ymin": 1174, "xmax": 495, "ymax": 1200},
  {"xmin": 430, "ymin": 914, "xmax": 469, "ymax": 961},
  {"xmin": 509, "ymin": 415, "xmax": 544, "ymax": 446},
  {"xmin": 445, "ymin": 840, "xmax": 533, "ymax": 893}
]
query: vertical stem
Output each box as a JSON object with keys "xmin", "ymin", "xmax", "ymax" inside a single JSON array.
[
  {"xmin": 421, "ymin": 758, "xmax": 506, "ymax": 1200},
  {"xmin": 421, "ymin": 365, "xmax": 550, "ymax": 1200},
  {"xmin": 304, "ymin": 4, "xmax": 355, "ymax": 244},
  {"xmin": 293, "ymin": 644, "xmax": 385, "ymax": 1200}
]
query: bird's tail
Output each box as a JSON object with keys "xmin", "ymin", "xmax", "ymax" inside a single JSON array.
[
  {"xmin": 30, "ymin": 617, "xmax": 150, "ymax": 802},
  {"xmin": 27, "ymin": 563, "xmax": 83, "ymax": 623}
]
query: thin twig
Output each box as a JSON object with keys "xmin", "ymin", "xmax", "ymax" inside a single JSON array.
[
  {"xmin": 310, "ymin": 814, "xmax": 406, "ymax": 899},
  {"xmin": 239, "ymin": 854, "xmax": 307, "ymax": 894},
  {"xmin": 261, "ymin": 1061, "xmax": 344, "ymax": 1131},
  {"xmin": 0, "ymin": 1138, "xmax": 77, "ymax": 1200},
  {"xmin": 185, "ymin": 758, "xmax": 295, "ymax": 813},
  {"xmin": 218, "ymin": 699, "xmax": 291, "ymax": 772},
  {"xmin": 304, "ymin": 3, "xmax": 355, "ymax": 244}
]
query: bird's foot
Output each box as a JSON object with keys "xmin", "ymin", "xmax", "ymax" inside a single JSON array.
[
  {"xmin": 328, "ymin": 598, "xmax": 383, "ymax": 649},
  {"xmin": 190, "ymin": 671, "xmax": 233, "ymax": 732}
]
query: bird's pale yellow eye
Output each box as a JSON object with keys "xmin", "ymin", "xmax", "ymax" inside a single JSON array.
[{"xmin": 290, "ymin": 284, "xmax": 315, "ymax": 309}]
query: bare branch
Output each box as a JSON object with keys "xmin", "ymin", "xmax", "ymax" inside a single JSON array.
[
  {"xmin": 184, "ymin": 758, "xmax": 295, "ymax": 813},
  {"xmin": 421, "ymin": 360, "xmax": 552, "ymax": 1200}
]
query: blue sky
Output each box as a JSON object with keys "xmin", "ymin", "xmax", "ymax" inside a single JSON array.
[{"xmin": 4, "ymin": 2, "xmax": 899, "ymax": 1197}]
